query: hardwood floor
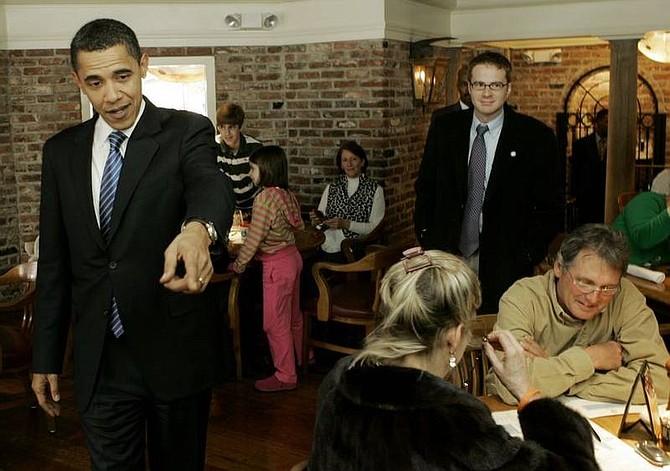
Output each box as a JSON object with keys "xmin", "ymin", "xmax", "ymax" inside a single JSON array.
[{"xmin": 0, "ymin": 370, "xmax": 325, "ymax": 471}]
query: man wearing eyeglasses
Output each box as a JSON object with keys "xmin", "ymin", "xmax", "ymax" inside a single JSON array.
[
  {"xmin": 491, "ymin": 224, "xmax": 669, "ymax": 405},
  {"xmin": 414, "ymin": 51, "xmax": 563, "ymax": 313}
]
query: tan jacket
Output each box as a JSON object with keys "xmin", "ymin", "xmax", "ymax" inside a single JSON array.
[{"xmin": 491, "ymin": 270, "xmax": 670, "ymax": 405}]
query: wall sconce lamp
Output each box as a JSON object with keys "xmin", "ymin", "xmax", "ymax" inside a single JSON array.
[
  {"xmin": 638, "ymin": 30, "xmax": 670, "ymax": 63},
  {"xmin": 410, "ymin": 37, "xmax": 453, "ymax": 109},
  {"xmin": 411, "ymin": 60, "xmax": 435, "ymax": 108},
  {"xmin": 224, "ymin": 13, "xmax": 279, "ymax": 30}
]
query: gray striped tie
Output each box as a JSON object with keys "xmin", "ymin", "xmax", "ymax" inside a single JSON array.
[
  {"xmin": 459, "ymin": 124, "xmax": 489, "ymax": 258},
  {"xmin": 99, "ymin": 130, "xmax": 126, "ymax": 337}
]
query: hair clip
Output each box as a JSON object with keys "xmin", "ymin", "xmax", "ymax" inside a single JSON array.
[{"xmin": 402, "ymin": 246, "xmax": 433, "ymax": 273}]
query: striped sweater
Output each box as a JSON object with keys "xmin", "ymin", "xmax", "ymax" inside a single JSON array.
[
  {"xmin": 232, "ymin": 187, "xmax": 304, "ymax": 272},
  {"xmin": 216, "ymin": 134, "xmax": 262, "ymax": 211}
]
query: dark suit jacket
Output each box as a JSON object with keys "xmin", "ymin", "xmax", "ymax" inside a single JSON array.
[
  {"xmin": 33, "ymin": 98, "xmax": 234, "ymax": 412},
  {"xmin": 414, "ymin": 106, "xmax": 563, "ymax": 313},
  {"xmin": 571, "ymin": 133, "xmax": 606, "ymax": 224},
  {"xmin": 430, "ymin": 102, "xmax": 463, "ymax": 123}
]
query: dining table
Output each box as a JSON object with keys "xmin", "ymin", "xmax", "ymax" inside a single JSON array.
[
  {"xmin": 626, "ymin": 267, "xmax": 670, "ymax": 307},
  {"xmin": 226, "ymin": 225, "xmax": 325, "ymax": 258},
  {"xmin": 626, "ymin": 267, "xmax": 670, "ymax": 336},
  {"xmin": 481, "ymin": 395, "xmax": 647, "ymax": 440},
  {"xmin": 480, "ymin": 394, "xmax": 667, "ymax": 469}
]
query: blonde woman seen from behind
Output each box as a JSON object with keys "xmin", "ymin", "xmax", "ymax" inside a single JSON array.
[{"xmin": 305, "ymin": 250, "xmax": 600, "ymax": 471}]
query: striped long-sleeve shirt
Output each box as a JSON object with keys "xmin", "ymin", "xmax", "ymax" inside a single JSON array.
[
  {"xmin": 216, "ymin": 134, "xmax": 262, "ymax": 211},
  {"xmin": 232, "ymin": 187, "xmax": 304, "ymax": 272}
]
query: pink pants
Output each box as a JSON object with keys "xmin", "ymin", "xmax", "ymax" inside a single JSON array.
[{"xmin": 257, "ymin": 245, "xmax": 303, "ymax": 384}]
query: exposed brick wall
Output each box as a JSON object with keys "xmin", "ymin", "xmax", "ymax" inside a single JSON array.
[
  {"xmin": 5, "ymin": 40, "xmax": 670, "ymax": 265},
  {"xmin": 207, "ymin": 40, "xmax": 428, "ymax": 243},
  {"xmin": 4, "ymin": 48, "xmax": 77, "ymax": 270},
  {"xmin": 0, "ymin": 48, "xmax": 21, "ymax": 270},
  {"xmin": 3, "ymin": 40, "xmax": 429, "ymax": 264}
]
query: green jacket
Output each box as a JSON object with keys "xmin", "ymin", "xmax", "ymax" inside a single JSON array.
[{"xmin": 611, "ymin": 191, "xmax": 670, "ymax": 266}]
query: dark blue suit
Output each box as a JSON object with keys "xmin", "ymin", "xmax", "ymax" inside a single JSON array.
[{"xmin": 33, "ymin": 98, "xmax": 234, "ymax": 468}]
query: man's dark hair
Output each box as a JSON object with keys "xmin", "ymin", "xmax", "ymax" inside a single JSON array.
[
  {"xmin": 559, "ymin": 223, "xmax": 630, "ymax": 274},
  {"xmin": 595, "ymin": 109, "xmax": 609, "ymax": 122},
  {"xmin": 216, "ymin": 103, "xmax": 245, "ymax": 128},
  {"xmin": 70, "ymin": 18, "xmax": 142, "ymax": 70},
  {"xmin": 249, "ymin": 145, "xmax": 289, "ymax": 190},
  {"xmin": 335, "ymin": 141, "xmax": 369, "ymax": 174},
  {"xmin": 468, "ymin": 51, "xmax": 513, "ymax": 83}
]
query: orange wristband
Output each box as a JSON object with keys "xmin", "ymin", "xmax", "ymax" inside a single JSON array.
[{"xmin": 517, "ymin": 387, "xmax": 541, "ymax": 412}]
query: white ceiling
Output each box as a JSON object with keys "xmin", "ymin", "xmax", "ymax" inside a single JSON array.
[{"xmin": 0, "ymin": 0, "xmax": 668, "ymax": 50}]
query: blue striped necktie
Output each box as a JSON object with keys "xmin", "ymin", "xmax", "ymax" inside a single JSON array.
[
  {"xmin": 459, "ymin": 124, "xmax": 489, "ymax": 258},
  {"xmin": 99, "ymin": 130, "xmax": 127, "ymax": 337}
]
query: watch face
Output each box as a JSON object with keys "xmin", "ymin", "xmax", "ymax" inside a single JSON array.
[{"xmin": 207, "ymin": 222, "xmax": 218, "ymax": 243}]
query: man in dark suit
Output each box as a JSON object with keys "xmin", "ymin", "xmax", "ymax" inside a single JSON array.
[
  {"xmin": 430, "ymin": 64, "xmax": 471, "ymax": 122},
  {"xmin": 31, "ymin": 19, "xmax": 234, "ymax": 470},
  {"xmin": 414, "ymin": 51, "xmax": 563, "ymax": 313},
  {"xmin": 571, "ymin": 109, "xmax": 608, "ymax": 224}
]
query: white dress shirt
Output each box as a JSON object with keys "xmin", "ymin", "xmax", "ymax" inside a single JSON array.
[{"xmin": 91, "ymin": 100, "xmax": 145, "ymax": 226}]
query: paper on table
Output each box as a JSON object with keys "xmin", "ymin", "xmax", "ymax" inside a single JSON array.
[
  {"xmin": 627, "ymin": 264, "xmax": 666, "ymax": 284},
  {"xmin": 492, "ymin": 410, "xmax": 668, "ymax": 470},
  {"xmin": 558, "ymin": 396, "xmax": 655, "ymax": 419}
]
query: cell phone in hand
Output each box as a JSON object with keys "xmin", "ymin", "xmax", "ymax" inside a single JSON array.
[{"xmin": 313, "ymin": 210, "xmax": 327, "ymax": 230}]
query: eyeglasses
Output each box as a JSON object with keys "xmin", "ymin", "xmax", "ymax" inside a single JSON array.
[
  {"xmin": 563, "ymin": 268, "xmax": 620, "ymax": 296},
  {"xmin": 469, "ymin": 81, "xmax": 508, "ymax": 91}
]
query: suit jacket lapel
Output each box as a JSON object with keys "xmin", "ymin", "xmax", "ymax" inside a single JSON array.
[
  {"xmin": 108, "ymin": 99, "xmax": 161, "ymax": 241},
  {"xmin": 70, "ymin": 119, "xmax": 108, "ymax": 250},
  {"xmin": 454, "ymin": 110, "xmax": 474, "ymax": 197}
]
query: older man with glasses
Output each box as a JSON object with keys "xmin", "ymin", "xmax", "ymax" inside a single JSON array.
[{"xmin": 491, "ymin": 224, "xmax": 670, "ymax": 405}]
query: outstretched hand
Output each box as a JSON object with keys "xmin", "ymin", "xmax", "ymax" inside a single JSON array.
[{"xmin": 160, "ymin": 222, "xmax": 213, "ymax": 293}]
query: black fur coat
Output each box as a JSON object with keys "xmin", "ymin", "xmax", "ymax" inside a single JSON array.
[{"xmin": 306, "ymin": 357, "xmax": 600, "ymax": 470}]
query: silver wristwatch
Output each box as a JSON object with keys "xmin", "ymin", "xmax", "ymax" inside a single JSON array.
[{"xmin": 181, "ymin": 218, "xmax": 218, "ymax": 246}]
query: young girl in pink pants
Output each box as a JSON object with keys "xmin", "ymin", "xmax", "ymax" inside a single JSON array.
[{"xmin": 230, "ymin": 145, "xmax": 304, "ymax": 392}]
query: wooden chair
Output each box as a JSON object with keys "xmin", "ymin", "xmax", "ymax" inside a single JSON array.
[
  {"xmin": 453, "ymin": 313, "xmax": 498, "ymax": 396},
  {"xmin": 340, "ymin": 217, "xmax": 386, "ymax": 263},
  {"xmin": 289, "ymin": 459, "xmax": 308, "ymax": 471},
  {"xmin": 617, "ymin": 191, "xmax": 638, "ymax": 212},
  {"xmin": 210, "ymin": 271, "xmax": 242, "ymax": 380},
  {"xmin": 0, "ymin": 261, "xmax": 38, "ymax": 397},
  {"xmin": 294, "ymin": 226, "xmax": 326, "ymax": 260},
  {"xmin": 302, "ymin": 243, "xmax": 409, "ymax": 370},
  {"xmin": 533, "ymin": 232, "xmax": 566, "ymax": 275}
]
